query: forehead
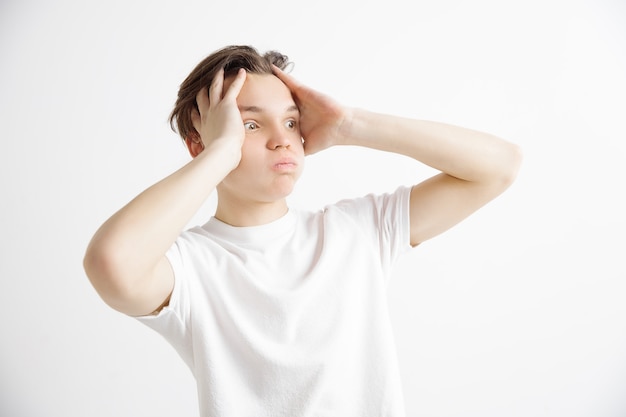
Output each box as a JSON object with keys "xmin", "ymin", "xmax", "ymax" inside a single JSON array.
[{"xmin": 228, "ymin": 73, "xmax": 295, "ymax": 108}]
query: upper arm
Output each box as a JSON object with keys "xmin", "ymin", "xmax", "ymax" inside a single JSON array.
[
  {"xmin": 130, "ymin": 257, "xmax": 175, "ymax": 317},
  {"xmin": 409, "ymin": 172, "xmax": 514, "ymax": 246},
  {"xmin": 84, "ymin": 252, "xmax": 175, "ymax": 317}
]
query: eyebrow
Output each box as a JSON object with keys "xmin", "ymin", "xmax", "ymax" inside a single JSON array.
[{"xmin": 238, "ymin": 105, "xmax": 299, "ymax": 114}]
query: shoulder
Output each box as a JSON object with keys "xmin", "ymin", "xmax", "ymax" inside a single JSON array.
[{"xmin": 322, "ymin": 185, "xmax": 412, "ymax": 219}]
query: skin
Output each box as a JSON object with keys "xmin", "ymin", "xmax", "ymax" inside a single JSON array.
[
  {"xmin": 190, "ymin": 71, "xmax": 306, "ymax": 226},
  {"xmin": 83, "ymin": 65, "xmax": 522, "ymax": 317}
]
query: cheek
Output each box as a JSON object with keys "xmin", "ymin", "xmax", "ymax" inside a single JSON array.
[
  {"xmin": 290, "ymin": 134, "xmax": 305, "ymax": 153},
  {"xmin": 236, "ymin": 140, "xmax": 264, "ymax": 170}
]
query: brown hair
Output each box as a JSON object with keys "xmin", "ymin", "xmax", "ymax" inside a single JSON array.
[{"xmin": 168, "ymin": 45, "xmax": 291, "ymax": 142}]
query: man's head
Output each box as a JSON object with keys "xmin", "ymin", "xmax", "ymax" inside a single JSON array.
[
  {"xmin": 169, "ymin": 45, "xmax": 305, "ymax": 220},
  {"xmin": 169, "ymin": 45, "xmax": 291, "ymax": 144}
]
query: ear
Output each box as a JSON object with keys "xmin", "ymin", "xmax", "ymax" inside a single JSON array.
[{"xmin": 185, "ymin": 131, "xmax": 204, "ymax": 158}]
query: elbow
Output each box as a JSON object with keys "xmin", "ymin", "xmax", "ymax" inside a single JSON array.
[
  {"xmin": 83, "ymin": 243, "xmax": 108, "ymax": 290},
  {"xmin": 83, "ymin": 240, "xmax": 134, "ymax": 309},
  {"xmin": 491, "ymin": 141, "xmax": 523, "ymax": 190},
  {"xmin": 503, "ymin": 142, "xmax": 523, "ymax": 185}
]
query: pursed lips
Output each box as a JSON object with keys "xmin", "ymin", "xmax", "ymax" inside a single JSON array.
[{"xmin": 272, "ymin": 157, "xmax": 298, "ymax": 171}]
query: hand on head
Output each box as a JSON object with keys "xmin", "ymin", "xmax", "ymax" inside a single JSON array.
[
  {"xmin": 189, "ymin": 68, "xmax": 247, "ymax": 162},
  {"xmin": 272, "ymin": 65, "xmax": 350, "ymax": 155},
  {"xmin": 189, "ymin": 64, "xmax": 349, "ymax": 159}
]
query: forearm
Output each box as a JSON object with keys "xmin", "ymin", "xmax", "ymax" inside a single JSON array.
[
  {"xmin": 339, "ymin": 108, "xmax": 522, "ymax": 183},
  {"xmin": 84, "ymin": 145, "xmax": 235, "ymax": 288}
]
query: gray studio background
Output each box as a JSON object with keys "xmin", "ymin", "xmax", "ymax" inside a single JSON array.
[{"xmin": 1, "ymin": 0, "xmax": 625, "ymax": 416}]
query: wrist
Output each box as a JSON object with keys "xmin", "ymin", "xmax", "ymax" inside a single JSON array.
[
  {"xmin": 201, "ymin": 138, "xmax": 242, "ymax": 171},
  {"xmin": 335, "ymin": 107, "xmax": 357, "ymax": 146},
  {"xmin": 337, "ymin": 107, "xmax": 372, "ymax": 147}
]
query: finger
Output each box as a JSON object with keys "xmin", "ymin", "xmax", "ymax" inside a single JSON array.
[
  {"xmin": 222, "ymin": 68, "xmax": 247, "ymax": 101},
  {"xmin": 209, "ymin": 67, "xmax": 225, "ymax": 105},
  {"xmin": 271, "ymin": 64, "xmax": 300, "ymax": 90},
  {"xmin": 195, "ymin": 87, "xmax": 210, "ymax": 115}
]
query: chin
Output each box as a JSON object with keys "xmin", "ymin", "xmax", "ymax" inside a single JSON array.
[
  {"xmin": 264, "ymin": 180, "xmax": 297, "ymax": 201},
  {"xmin": 268, "ymin": 187, "xmax": 295, "ymax": 201}
]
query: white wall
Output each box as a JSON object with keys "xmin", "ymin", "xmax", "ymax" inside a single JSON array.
[{"xmin": 1, "ymin": 0, "xmax": 625, "ymax": 416}]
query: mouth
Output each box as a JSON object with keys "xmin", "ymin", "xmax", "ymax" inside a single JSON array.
[{"xmin": 272, "ymin": 158, "xmax": 298, "ymax": 171}]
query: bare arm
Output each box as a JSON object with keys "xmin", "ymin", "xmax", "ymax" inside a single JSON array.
[
  {"xmin": 273, "ymin": 67, "xmax": 522, "ymax": 246},
  {"xmin": 339, "ymin": 111, "xmax": 522, "ymax": 245},
  {"xmin": 83, "ymin": 68, "xmax": 247, "ymax": 316}
]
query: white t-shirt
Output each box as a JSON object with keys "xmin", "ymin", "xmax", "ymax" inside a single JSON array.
[{"xmin": 137, "ymin": 186, "xmax": 413, "ymax": 417}]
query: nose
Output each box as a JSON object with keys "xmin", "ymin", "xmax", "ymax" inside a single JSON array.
[{"xmin": 266, "ymin": 124, "xmax": 292, "ymax": 150}]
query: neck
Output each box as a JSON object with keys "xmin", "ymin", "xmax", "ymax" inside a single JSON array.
[{"xmin": 214, "ymin": 194, "xmax": 289, "ymax": 227}]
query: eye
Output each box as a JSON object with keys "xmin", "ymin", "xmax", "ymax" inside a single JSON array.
[
  {"xmin": 285, "ymin": 120, "xmax": 297, "ymax": 129},
  {"xmin": 244, "ymin": 121, "xmax": 258, "ymax": 130}
]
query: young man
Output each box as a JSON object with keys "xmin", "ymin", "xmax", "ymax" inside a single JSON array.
[{"xmin": 84, "ymin": 45, "xmax": 522, "ymax": 416}]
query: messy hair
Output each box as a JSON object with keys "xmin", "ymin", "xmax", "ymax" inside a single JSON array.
[{"xmin": 168, "ymin": 45, "xmax": 291, "ymax": 142}]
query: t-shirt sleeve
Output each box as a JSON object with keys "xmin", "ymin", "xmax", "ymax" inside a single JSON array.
[
  {"xmin": 330, "ymin": 185, "xmax": 414, "ymax": 275},
  {"xmin": 133, "ymin": 240, "xmax": 194, "ymax": 368}
]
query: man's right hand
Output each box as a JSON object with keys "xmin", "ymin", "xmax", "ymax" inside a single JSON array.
[{"xmin": 190, "ymin": 67, "xmax": 247, "ymax": 170}]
